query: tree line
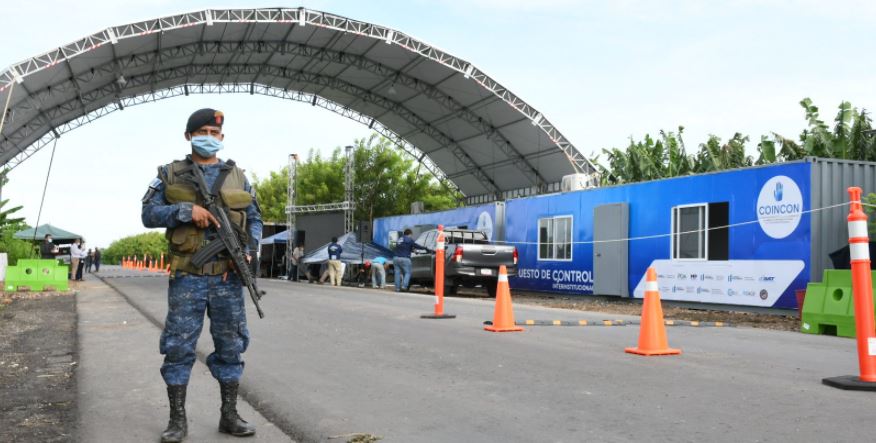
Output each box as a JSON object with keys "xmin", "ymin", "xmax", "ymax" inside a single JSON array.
[
  {"xmin": 590, "ymin": 98, "xmax": 875, "ymax": 184},
  {"xmin": 251, "ymin": 134, "xmax": 462, "ymax": 224}
]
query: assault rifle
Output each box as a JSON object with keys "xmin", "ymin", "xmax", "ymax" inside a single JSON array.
[{"xmin": 186, "ymin": 161, "xmax": 266, "ymax": 318}]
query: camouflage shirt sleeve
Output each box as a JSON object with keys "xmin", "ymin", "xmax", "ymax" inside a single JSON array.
[
  {"xmin": 243, "ymin": 177, "xmax": 263, "ymax": 255},
  {"xmin": 141, "ymin": 166, "xmax": 194, "ymax": 229}
]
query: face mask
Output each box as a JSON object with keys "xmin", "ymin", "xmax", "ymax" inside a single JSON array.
[
  {"xmin": 191, "ymin": 135, "xmax": 224, "ymax": 157},
  {"xmin": 47, "ymin": 238, "xmax": 52, "ymax": 243}
]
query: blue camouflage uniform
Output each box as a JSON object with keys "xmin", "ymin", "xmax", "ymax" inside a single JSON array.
[{"xmin": 142, "ymin": 160, "xmax": 263, "ymax": 386}]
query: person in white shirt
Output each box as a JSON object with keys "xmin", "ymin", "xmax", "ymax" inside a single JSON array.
[
  {"xmin": 291, "ymin": 243, "xmax": 304, "ymax": 282},
  {"xmin": 70, "ymin": 239, "xmax": 87, "ymax": 281}
]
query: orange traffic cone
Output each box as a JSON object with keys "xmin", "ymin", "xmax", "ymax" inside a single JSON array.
[
  {"xmin": 484, "ymin": 265, "xmax": 523, "ymax": 332},
  {"xmin": 625, "ymin": 267, "xmax": 681, "ymax": 356}
]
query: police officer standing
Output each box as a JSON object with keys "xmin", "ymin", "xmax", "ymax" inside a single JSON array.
[{"xmin": 142, "ymin": 109, "xmax": 263, "ymax": 442}]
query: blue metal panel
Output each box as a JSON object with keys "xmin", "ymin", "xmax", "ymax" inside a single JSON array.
[
  {"xmin": 505, "ymin": 163, "xmax": 812, "ymax": 309},
  {"xmin": 372, "ymin": 203, "xmax": 499, "ymax": 248}
]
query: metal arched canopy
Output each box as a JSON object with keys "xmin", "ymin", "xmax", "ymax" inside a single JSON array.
[{"xmin": 0, "ymin": 7, "xmax": 598, "ymax": 200}]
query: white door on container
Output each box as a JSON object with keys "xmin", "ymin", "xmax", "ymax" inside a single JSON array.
[{"xmin": 594, "ymin": 203, "xmax": 629, "ymax": 297}]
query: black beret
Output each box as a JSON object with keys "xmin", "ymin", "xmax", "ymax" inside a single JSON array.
[{"xmin": 186, "ymin": 108, "xmax": 224, "ymax": 133}]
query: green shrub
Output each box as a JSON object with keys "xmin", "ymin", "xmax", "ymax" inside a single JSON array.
[
  {"xmin": 102, "ymin": 231, "xmax": 168, "ymax": 265},
  {"xmin": 0, "ymin": 230, "xmax": 37, "ymax": 265}
]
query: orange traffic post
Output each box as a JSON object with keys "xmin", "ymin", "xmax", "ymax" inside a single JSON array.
[
  {"xmin": 484, "ymin": 265, "xmax": 523, "ymax": 332},
  {"xmin": 422, "ymin": 225, "xmax": 456, "ymax": 319},
  {"xmin": 625, "ymin": 267, "xmax": 681, "ymax": 356},
  {"xmin": 159, "ymin": 253, "xmax": 165, "ymax": 271},
  {"xmin": 823, "ymin": 187, "xmax": 876, "ymax": 390}
]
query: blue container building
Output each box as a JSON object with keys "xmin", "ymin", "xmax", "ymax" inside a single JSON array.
[{"xmin": 373, "ymin": 158, "xmax": 876, "ymax": 309}]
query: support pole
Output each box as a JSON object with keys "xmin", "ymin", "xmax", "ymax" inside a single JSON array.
[
  {"xmin": 344, "ymin": 145, "xmax": 355, "ymax": 235},
  {"xmin": 421, "ymin": 225, "xmax": 455, "ymax": 319},
  {"xmin": 286, "ymin": 153, "xmax": 298, "ymax": 280},
  {"xmin": 823, "ymin": 186, "xmax": 876, "ymax": 390}
]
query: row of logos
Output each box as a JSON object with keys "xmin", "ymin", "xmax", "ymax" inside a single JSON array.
[
  {"xmin": 658, "ymin": 273, "xmax": 775, "ymax": 283},
  {"xmin": 658, "ymin": 285, "xmax": 769, "ymax": 300}
]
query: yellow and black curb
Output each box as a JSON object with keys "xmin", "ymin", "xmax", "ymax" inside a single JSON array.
[
  {"xmin": 657, "ymin": 320, "xmax": 730, "ymax": 327},
  {"xmin": 483, "ymin": 319, "xmax": 626, "ymax": 327},
  {"xmin": 483, "ymin": 319, "xmax": 732, "ymax": 327}
]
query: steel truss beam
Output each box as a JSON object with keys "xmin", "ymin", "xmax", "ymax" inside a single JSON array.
[
  {"xmin": 343, "ymin": 145, "xmax": 355, "ymax": 234},
  {"xmin": 0, "ymin": 83, "xmax": 457, "ymax": 198},
  {"xmin": 1, "ymin": 64, "xmax": 495, "ymax": 194},
  {"xmin": 2, "ymin": 41, "xmax": 526, "ymax": 192},
  {"xmin": 287, "ymin": 201, "xmax": 351, "ymax": 213},
  {"xmin": 0, "ymin": 7, "xmax": 596, "ymax": 189},
  {"xmin": 286, "ymin": 153, "xmax": 297, "ymax": 278}
]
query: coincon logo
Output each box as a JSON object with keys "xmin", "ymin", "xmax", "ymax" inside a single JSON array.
[{"xmin": 757, "ymin": 175, "xmax": 803, "ymax": 239}]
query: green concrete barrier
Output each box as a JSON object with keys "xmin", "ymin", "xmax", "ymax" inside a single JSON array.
[
  {"xmin": 801, "ymin": 269, "xmax": 876, "ymax": 337},
  {"xmin": 4, "ymin": 259, "xmax": 69, "ymax": 292}
]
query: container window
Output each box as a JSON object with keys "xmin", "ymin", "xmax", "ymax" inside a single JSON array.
[
  {"xmin": 672, "ymin": 205, "xmax": 706, "ymax": 260},
  {"xmin": 538, "ymin": 216, "xmax": 573, "ymax": 261}
]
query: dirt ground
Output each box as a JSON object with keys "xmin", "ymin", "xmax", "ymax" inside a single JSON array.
[
  {"xmin": 427, "ymin": 287, "xmax": 802, "ymax": 332},
  {"xmin": 0, "ymin": 288, "xmax": 78, "ymax": 442}
]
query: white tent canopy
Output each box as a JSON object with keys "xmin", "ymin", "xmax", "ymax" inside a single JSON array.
[{"xmin": 0, "ymin": 7, "xmax": 597, "ymax": 201}]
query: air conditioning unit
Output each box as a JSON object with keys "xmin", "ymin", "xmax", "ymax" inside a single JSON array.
[
  {"xmin": 561, "ymin": 173, "xmax": 595, "ymax": 192},
  {"xmin": 410, "ymin": 201, "xmax": 425, "ymax": 214}
]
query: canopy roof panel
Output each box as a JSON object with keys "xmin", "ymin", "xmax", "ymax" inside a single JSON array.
[
  {"xmin": 14, "ymin": 223, "xmax": 82, "ymax": 241},
  {"xmin": 0, "ymin": 7, "xmax": 598, "ymax": 199}
]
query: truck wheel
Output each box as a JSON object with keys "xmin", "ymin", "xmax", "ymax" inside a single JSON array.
[
  {"xmin": 485, "ymin": 277, "xmax": 498, "ymax": 298},
  {"xmin": 445, "ymin": 278, "xmax": 458, "ymax": 295}
]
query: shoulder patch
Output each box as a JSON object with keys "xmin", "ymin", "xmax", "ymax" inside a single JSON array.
[{"xmin": 142, "ymin": 177, "xmax": 164, "ymax": 203}]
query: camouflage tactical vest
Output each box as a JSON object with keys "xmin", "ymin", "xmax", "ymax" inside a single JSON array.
[{"xmin": 161, "ymin": 158, "xmax": 252, "ymax": 276}]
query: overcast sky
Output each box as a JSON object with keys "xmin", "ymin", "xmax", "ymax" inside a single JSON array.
[{"xmin": 1, "ymin": 0, "xmax": 874, "ymax": 248}]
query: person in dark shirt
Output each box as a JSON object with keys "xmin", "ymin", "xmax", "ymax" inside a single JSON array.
[
  {"xmin": 40, "ymin": 234, "xmax": 59, "ymax": 259},
  {"xmin": 327, "ymin": 237, "xmax": 343, "ymax": 286},
  {"xmin": 93, "ymin": 248, "xmax": 102, "ymax": 272},
  {"xmin": 393, "ymin": 229, "xmax": 430, "ymax": 292}
]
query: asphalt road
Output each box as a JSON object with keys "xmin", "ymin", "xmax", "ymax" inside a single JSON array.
[
  {"xmin": 77, "ymin": 275, "xmax": 291, "ymax": 442},
  {"xmin": 97, "ymin": 268, "xmax": 873, "ymax": 442}
]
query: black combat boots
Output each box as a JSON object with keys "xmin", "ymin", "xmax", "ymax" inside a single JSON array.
[
  {"xmin": 161, "ymin": 384, "xmax": 188, "ymax": 443},
  {"xmin": 218, "ymin": 382, "xmax": 256, "ymax": 437}
]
